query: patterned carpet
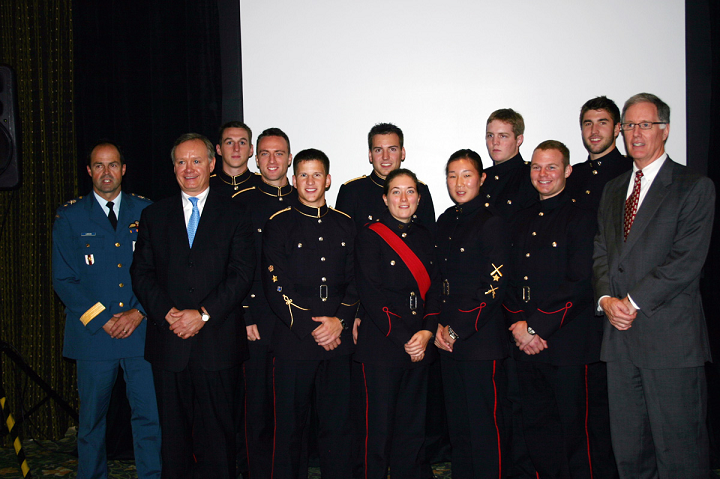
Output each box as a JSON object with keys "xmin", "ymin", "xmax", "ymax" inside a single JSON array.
[{"xmin": 0, "ymin": 429, "xmax": 452, "ymax": 478}]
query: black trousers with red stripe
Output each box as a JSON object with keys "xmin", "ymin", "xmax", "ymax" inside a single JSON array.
[
  {"xmin": 271, "ymin": 355, "xmax": 352, "ymax": 479},
  {"xmin": 440, "ymin": 355, "xmax": 506, "ymax": 479},
  {"xmin": 516, "ymin": 361, "xmax": 595, "ymax": 479},
  {"xmin": 359, "ymin": 362, "xmax": 429, "ymax": 479}
]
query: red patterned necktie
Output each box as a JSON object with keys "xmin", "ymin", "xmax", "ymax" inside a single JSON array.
[{"xmin": 623, "ymin": 170, "xmax": 643, "ymax": 241}]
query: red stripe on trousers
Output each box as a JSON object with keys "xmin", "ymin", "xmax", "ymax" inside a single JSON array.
[
  {"xmin": 585, "ymin": 364, "xmax": 593, "ymax": 479},
  {"xmin": 492, "ymin": 360, "xmax": 502, "ymax": 479}
]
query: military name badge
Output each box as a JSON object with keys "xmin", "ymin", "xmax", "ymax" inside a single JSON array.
[{"xmin": 85, "ymin": 254, "xmax": 95, "ymax": 265}]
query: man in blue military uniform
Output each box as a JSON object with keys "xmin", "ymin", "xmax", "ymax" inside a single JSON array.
[{"xmin": 52, "ymin": 141, "xmax": 160, "ymax": 479}]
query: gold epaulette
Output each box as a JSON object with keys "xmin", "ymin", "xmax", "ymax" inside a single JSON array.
[
  {"xmin": 330, "ymin": 207, "xmax": 351, "ymax": 219},
  {"xmin": 61, "ymin": 196, "xmax": 84, "ymax": 208},
  {"xmin": 343, "ymin": 175, "xmax": 366, "ymax": 185},
  {"xmin": 130, "ymin": 193, "xmax": 150, "ymax": 200},
  {"xmin": 232, "ymin": 186, "xmax": 256, "ymax": 198},
  {"xmin": 210, "ymin": 173, "xmax": 217, "ymax": 178},
  {"xmin": 269, "ymin": 207, "xmax": 292, "ymax": 220}
]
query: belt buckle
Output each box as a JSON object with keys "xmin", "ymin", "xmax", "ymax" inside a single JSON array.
[
  {"xmin": 320, "ymin": 284, "xmax": 328, "ymax": 302},
  {"xmin": 409, "ymin": 291, "xmax": 418, "ymax": 310},
  {"xmin": 522, "ymin": 286, "xmax": 531, "ymax": 303},
  {"xmin": 442, "ymin": 280, "xmax": 450, "ymax": 296}
]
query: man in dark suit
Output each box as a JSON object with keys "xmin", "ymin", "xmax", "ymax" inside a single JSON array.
[
  {"xmin": 53, "ymin": 141, "xmax": 160, "ymax": 479},
  {"xmin": 131, "ymin": 133, "xmax": 255, "ymax": 478},
  {"xmin": 594, "ymin": 93, "xmax": 715, "ymax": 478}
]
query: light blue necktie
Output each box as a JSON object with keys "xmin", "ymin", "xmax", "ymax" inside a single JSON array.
[{"xmin": 187, "ymin": 197, "xmax": 200, "ymax": 247}]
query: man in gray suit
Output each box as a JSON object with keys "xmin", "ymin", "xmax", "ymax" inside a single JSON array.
[{"xmin": 593, "ymin": 92, "xmax": 715, "ymax": 478}]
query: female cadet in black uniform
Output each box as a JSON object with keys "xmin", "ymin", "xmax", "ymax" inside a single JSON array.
[
  {"xmin": 354, "ymin": 168, "xmax": 441, "ymax": 479},
  {"xmin": 434, "ymin": 149, "xmax": 511, "ymax": 479}
]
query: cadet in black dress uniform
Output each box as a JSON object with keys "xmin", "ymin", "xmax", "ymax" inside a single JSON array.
[
  {"xmin": 336, "ymin": 123, "xmax": 440, "ymax": 479},
  {"xmin": 483, "ymin": 109, "xmax": 537, "ymax": 219},
  {"xmin": 209, "ymin": 121, "xmax": 261, "ymax": 195},
  {"xmin": 354, "ymin": 168, "xmax": 440, "ymax": 479},
  {"xmin": 564, "ymin": 97, "xmax": 625, "ymax": 479},
  {"xmin": 434, "ymin": 149, "xmax": 510, "ymax": 479},
  {"xmin": 234, "ymin": 127, "xmax": 299, "ymax": 478},
  {"xmin": 484, "ymin": 108, "xmax": 538, "ymax": 479},
  {"xmin": 336, "ymin": 123, "xmax": 435, "ymax": 233},
  {"xmin": 565, "ymin": 97, "xmax": 631, "ymax": 213},
  {"xmin": 262, "ymin": 148, "xmax": 358, "ymax": 479},
  {"xmin": 504, "ymin": 141, "xmax": 601, "ymax": 479}
]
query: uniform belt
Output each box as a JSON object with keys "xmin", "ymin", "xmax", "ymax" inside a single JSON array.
[
  {"xmin": 520, "ymin": 286, "xmax": 531, "ymax": 303},
  {"xmin": 293, "ymin": 284, "xmax": 343, "ymax": 302}
]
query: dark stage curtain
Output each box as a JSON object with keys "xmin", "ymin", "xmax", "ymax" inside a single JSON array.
[
  {"xmin": 0, "ymin": 0, "xmax": 78, "ymax": 440},
  {"xmin": 73, "ymin": 0, "xmax": 223, "ymax": 201}
]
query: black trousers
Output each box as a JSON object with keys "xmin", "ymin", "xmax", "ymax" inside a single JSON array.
[
  {"xmin": 358, "ymin": 362, "xmax": 429, "ymax": 479},
  {"xmin": 441, "ymin": 355, "xmax": 506, "ymax": 479},
  {"xmin": 152, "ymin": 361, "xmax": 240, "ymax": 479},
  {"xmin": 585, "ymin": 361, "xmax": 618, "ymax": 479},
  {"xmin": 516, "ymin": 361, "xmax": 594, "ymax": 479},
  {"xmin": 239, "ymin": 341, "xmax": 274, "ymax": 478},
  {"xmin": 271, "ymin": 355, "xmax": 352, "ymax": 479}
]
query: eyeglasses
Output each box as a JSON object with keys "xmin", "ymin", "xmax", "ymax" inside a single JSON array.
[{"xmin": 620, "ymin": 122, "xmax": 667, "ymax": 131}]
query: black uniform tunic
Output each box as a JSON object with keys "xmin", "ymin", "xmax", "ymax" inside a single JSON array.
[
  {"xmin": 504, "ymin": 190, "xmax": 600, "ymax": 366},
  {"xmin": 262, "ymin": 201, "xmax": 358, "ymax": 478},
  {"xmin": 354, "ymin": 210, "xmax": 441, "ymax": 478},
  {"xmin": 504, "ymin": 190, "xmax": 602, "ymax": 479},
  {"xmin": 209, "ymin": 168, "xmax": 261, "ymax": 196},
  {"xmin": 232, "ymin": 180, "xmax": 298, "ymax": 479},
  {"xmin": 235, "ymin": 181, "xmax": 299, "ymax": 344},
  {"xmin": 482, "ymin": 153, "xmax": 537, "ymax": 220},
  {"xmin": 565, "ymin": 148, "xmax": 631, "ymax": 213},
  {"xmin": 336, "ymin": 170, "xmax": 436, "ymax": 233},
  {"xmin": 435, "ymin": 194, "xmax": 511, "ymax": 479}
]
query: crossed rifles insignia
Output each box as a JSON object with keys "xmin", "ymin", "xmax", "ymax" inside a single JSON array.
[{"xmin": 485, "ymin": 263, "xmax": 503, "ymax": 298}]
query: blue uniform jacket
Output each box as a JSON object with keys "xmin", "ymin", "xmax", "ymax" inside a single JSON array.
[{"xmin": 52, "ymin": 192, "xmax": 152, "ymax": 360}]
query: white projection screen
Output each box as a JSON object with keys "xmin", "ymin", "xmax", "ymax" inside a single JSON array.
[{"xmin": 240, "ymin": 0, "xmax": 686, "ymax": 215}]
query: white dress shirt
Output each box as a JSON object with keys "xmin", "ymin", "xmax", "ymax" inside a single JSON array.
[{"xmin": 181, "ymin": 187, "xmax": 210, "ymax": 227}]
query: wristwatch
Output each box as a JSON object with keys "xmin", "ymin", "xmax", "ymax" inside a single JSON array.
[
  {"xmin": 527, "ymin": 325, "xmax": 536, "ymax": 336},
  {"xmin": 200, "ymin": 308, "xmax": 210, "ymax": 322},
  {"xmin": 338, "ymin": 317, "xmax": 347, "ymax": 330},
  {"xmin": 447, "ymin": 326, "xmax": 459, "ymax": 341}
]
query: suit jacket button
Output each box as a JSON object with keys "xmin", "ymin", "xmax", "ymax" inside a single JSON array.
[
  {"xmin": 618, "ymin": 267, "xmax": 624, "ymax": 273},
  {"xmin": 189, "ymin": 287, "xmax": 194, "ymax": 293}
]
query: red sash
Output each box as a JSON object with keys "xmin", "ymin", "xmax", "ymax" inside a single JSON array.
[{"xmin": 369, "ymin": 222, "xmax": 431, "ymax": 301}]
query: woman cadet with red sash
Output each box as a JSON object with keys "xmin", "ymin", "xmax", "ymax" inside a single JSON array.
[
  {"xmin": 353, "ymin": 168, "xmax": 441, "ymax": 479},
  {"xmin": 434, "ymin": 149, "xmax": 511, "ymax": 479}
]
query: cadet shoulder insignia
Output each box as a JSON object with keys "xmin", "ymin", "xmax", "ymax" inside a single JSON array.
[
  {"xmin": 269, "ymin": 207, "xmax": 291, "ymax": 220},
  {"xmin": 330, "ymin": 207, "xmax": 351, "ymax": 219},
  {"xmin": 343, "ymin": 175, "xmax": 366, "ymax": 185},
  {"xmin": 130, "ymin": 193, "xmax": 150, "ymax": 201},
  {"xmin": 232, "ymin": 186, "xmax": 256, "ymax": 198}
]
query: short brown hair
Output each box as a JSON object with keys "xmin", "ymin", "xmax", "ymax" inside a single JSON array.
[
  {"xmin": 486, "ymin": 108, "xmax": 525, "ymax": 137},
  {"xmin": 534, "ymin": 140, "xmax": 570, "ymax": 167}
]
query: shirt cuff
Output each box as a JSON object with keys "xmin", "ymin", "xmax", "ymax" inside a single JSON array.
[
  {"xmin": 627, "ymin": 294, "xmax": 640, "ymax": 310},
  {"xmin": 597, "ymin": 295, "xmax": 610, "ymax": 312}
]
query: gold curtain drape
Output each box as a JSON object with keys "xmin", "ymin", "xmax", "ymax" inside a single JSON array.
[{"xmin": 0, "ymin": 0, "xmax": 78, "ymax": 439}]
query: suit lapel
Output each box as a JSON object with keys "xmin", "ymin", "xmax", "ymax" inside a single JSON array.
[
  {"xmin": 620, "ymin": 158, "xmax": 674, "ymax": 260},
  {"xmin": 607, "ymin": 172, "xmax": 631, "ymax": 262},
  {"xmin": 193, "ymin": 190, "xmax": 221, "ymax": 246},
  {"xmin": 170, "ymin": 195, "xmax": 191, "ymax": 250}
]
